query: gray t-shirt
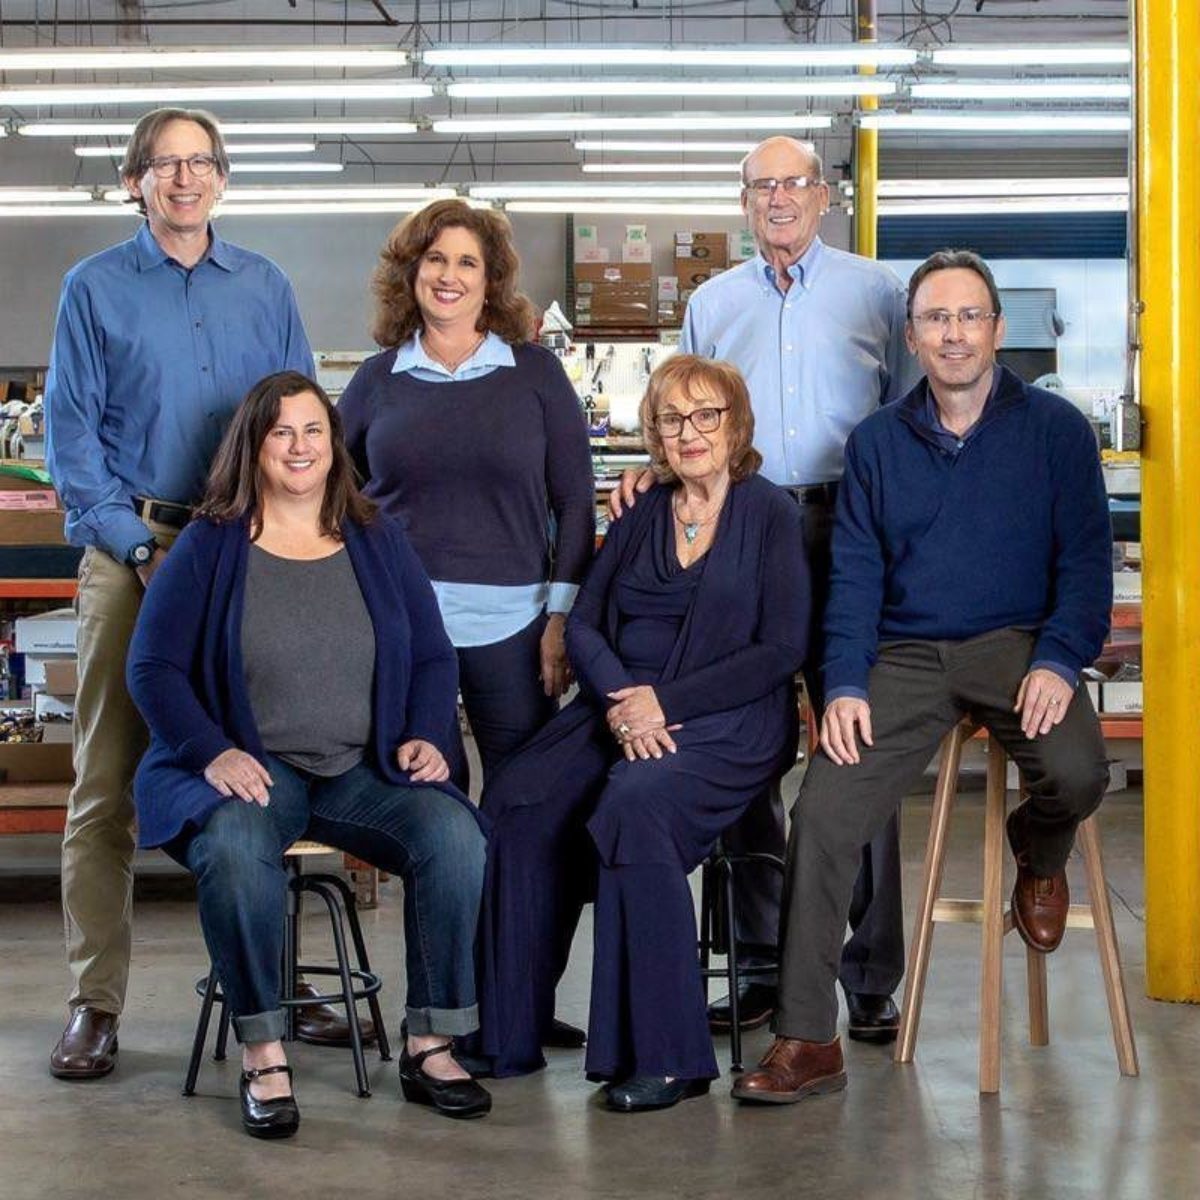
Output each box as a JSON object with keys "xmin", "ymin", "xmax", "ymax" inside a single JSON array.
[{"xmin": 242, "ymin": 544, "xmax": 375, "ymax": 777}]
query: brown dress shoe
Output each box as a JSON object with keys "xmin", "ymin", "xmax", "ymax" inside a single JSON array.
[
  {"xmin": 1007, "ymin": 808, "xmax": 1070, "ymax": 953},
  {"xmin": 731, "ymin": 1035, "xmax": 847, "ymax": 1105},
  {"xmin": 293, "ymin": 979, "xmax": 377, "ymax": 1048},
  {"xmin": 50, "ymin": 1007, "xmax": 119, "ymax": 1079}
]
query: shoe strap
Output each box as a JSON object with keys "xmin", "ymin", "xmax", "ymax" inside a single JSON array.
[
  {"xmin": 243, "ymin": 1064, "xmax": 294, "ymax": 1082},
  {"xmin": 408, "ymin": 1041, "xmax": 455, "ymax": 1069}
]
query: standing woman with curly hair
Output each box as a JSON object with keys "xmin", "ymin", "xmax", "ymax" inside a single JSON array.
[{"xmin": 339, "ymin": 200, "xmax": 595, "ymax": 798}]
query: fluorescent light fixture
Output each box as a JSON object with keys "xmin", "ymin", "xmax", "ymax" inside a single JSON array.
[
  {"xmin": 470, "ymin": 182, "xmax": 738, "ymax": 200},
  {"xmin": 229, "ymin": 162, "xmax": 345, "ymax": 173},
  {"xmin": 879, "ymin": 196, "xmax": 1127, "ymax": 216},
  {"xmin": 447, "ymin": 78, "xmax": 894, "ymax": 98},
  {"xmin": 911, "ymin": 81, "xmax": 1131, "ymax": 101},
  {"xmin": 216, "ymin": 201, "xmax": 459, "ymax": 216},
  {"xmin": 75, "ymin": 142, "xmax": 317, "ymax": 158},
  {"xmin": 860, "ymin": 113, "xmax": 1131, "ymax": 133},
  {"xmin": 20, "ymin": 120, "xmax": 420, "ymax": 137},
  {"xmin": 0, "ymin": 47, "xmax": 409, "ymax": 71},
  {"xmin": 0, "ymin": 188, "xmax": 94, "ymax": 204},
  {"xmin": 581, "ymin": 162, "xmax": 741, "ymax": 174},
  {"xmin": 0, "ymin": 81, "xmax": 433, "ymax": 106},
  {"xmin": 435, "ymin": 113, "xmax": 834, "ymax": 134},
  {"xmin": 849, "ymin": 177, "xmax": 1129, "ymax": 198},
  {"xmin": 574, "ymin": 139, "xmax": 760, "ymax": 153},
  {"xmin": 426, "ymin": 45, "xmax": 918, "ymax": 68},
  {"xmin": 0, "ymin": 204, "xmax": 126, "ymax": 218},
  {"xmin": 104, "ymin": 185, "xmax": 457, "ymax": 203},
  {"xmin": 930, "ymin": 45, "xmax": 1131, "ymax": 68},
  {"xmin": 506, "ymin": 201, "xmax": 744, "ymax": 216}
]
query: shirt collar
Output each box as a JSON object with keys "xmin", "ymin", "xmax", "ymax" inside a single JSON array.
[
  {"xmin": 920, "ymin": 365, "xmax": 1003, "ymax": 439},
  {"xmin": 391, "ymin": 329, "xmax": 516, "ymax": 377},
  {"xmin": 755, "ymin": 236, "xmax": 824, "ymax": 293},
  {"xmin": 132, "ymin": 220, "xmax": 231, "ymax": 272}
]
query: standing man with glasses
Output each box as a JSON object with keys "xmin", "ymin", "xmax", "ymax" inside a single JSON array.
[
  {"xmin": 613, "ymin": 134, "xmax": 918, "ymax": 1042},
  {"xmin": 734, "ymin": 249, "xmax": 1112, "ymax": 1104},
  {"xmin": 45, "ymin": 108, "xmax": 316, "ymax": 1079}
]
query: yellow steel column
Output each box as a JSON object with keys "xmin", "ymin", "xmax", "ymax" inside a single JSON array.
[
  {"xmin": 854, "ymin": 0, "xmax": 879, "ymax": 259},
  {"xmin": 1137, "ymin": 0, "xmax": 1200, "ymax": 1000}
]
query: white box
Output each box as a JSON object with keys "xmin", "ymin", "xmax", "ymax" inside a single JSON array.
[
  {"xmin": 574, "ymin": 247, "xmax": 611, "ymax": 264},
  {"xmin": 1102, "ymin": 681, "xmax": 1143, "ymax": 713},
  {"xmin": 1112, "ymin": 571, "xmax": 1142, "ymax": 602},
  {"xmin": 1086, "ymin": 681, "xmax": 1101, "ymax": 710},
  {"xmin": 657, "ymin": 276, "xmax": 679, "ymax": 301},
  {"xmin": 621, "ymin": 241, "xmax": 652, "ymax": 263},
  {"xmin": 34, "ymin": 691, "xmax": 74, "ymax": 721},
  {"xmin": 15, "ymin": 609, "xmax": 77, "ymax": 655},
  {"xmin": 22, "ymin": 653, "xmax": 72, "ymax": 688},
  {"xmin": 39, "ymin": 722, "xmax": 74, "ymax": 744},
  {"xmin": 624, "ymin": 224, "xmax": 648, "ymax": 243},
  {"xmin": 732, "ymin": 229, "xmax": 757, "ymax": 261}
]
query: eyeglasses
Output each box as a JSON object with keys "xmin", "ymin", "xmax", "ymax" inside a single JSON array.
[
  {"xmin": 911, "ymin": 308, "xmax": 998, "ymax": 331},
  {"xmin": 653, "ymin": 406, "xmax": 729, "ymax": 437},
  {"xmin": 144, "ymin": 153, "xmax": 219, "ymax": 178},
  {"xmin": 744, "ymin": 176, "xmax": 821, "ymax": 197}
]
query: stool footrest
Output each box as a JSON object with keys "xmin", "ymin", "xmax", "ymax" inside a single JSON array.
[{"xmin": 931, "ymin": 897, "xmax": 1096, "ymax": 930}]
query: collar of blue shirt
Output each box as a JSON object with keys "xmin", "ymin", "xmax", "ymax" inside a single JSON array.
[
  {"xmin": 754, "ymin": 235, "xmax": 825, "ymax": 294},
  {"xmin": 132, "ymin": 220, "xmax": 236, "ymax": 273},
  {"xmin": 391, "ymin": 329, "xmax": 516, "ymax": 378}
]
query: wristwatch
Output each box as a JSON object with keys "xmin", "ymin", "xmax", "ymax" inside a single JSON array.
[{"xmin": 125, "ymin": 538, "xmax": 158, "ymax": 569}]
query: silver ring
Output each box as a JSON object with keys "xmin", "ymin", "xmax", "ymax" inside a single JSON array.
[
  {"xmin": 1049, "ymin": 698, "xmax": 1060, "ymax": 706},
  {"xmin": 617, "ymin": 722, "xmax": 632, "ymax": 736}
]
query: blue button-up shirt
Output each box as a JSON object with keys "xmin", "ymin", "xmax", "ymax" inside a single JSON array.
[
  {"xmin": 680, "ymin": 238, "xmax": 920, "ymax": 485},
  {"xmin": 45, "ymin": 222, "xmax": 313, "ymax": 560}
]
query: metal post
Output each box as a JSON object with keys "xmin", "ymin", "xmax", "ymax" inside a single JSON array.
[{"xmin": 854, "ymin": 0, "xmax": 880, "ymax": 259}]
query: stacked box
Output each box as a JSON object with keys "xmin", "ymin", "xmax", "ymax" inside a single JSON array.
[
  {"xmin": 731, "ymin": 228, "xmax": 757, "ymax": 262},
  {"xmin": 575, "ymin": 263, "xmax": 654, "ymax": 326},
  {"xmin": 0, "ymin": 466, "xmax": 65, "ymax": 546},
  {"xmin": 34, "ymin": 657, "xmax": 77, "ymax": 745}
]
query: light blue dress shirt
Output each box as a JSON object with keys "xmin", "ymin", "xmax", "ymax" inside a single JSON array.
[
  {"xmin": 680, "ymin": 238, "xmax": 921, "ymax": 486},
  {"xmin": 391, "ymin": 330, "xmax": 579, "ymax": 648},
  {"xmin": 45, "ymin": 222, "xmax": 313, "ymax": 561}
]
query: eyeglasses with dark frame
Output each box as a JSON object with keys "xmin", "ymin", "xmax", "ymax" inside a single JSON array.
[
  {"xmin": 744, "ymin": 176, "xmax": 822, "ymax": 198},
  {"xmin": 911, "ymin": 308, "xmax": 999, "ymax": 331},
  {"xmin": 144, "ymin": 153, "xmax": 220, "ymax": 179},
  {"xmin": 653, "ymin": 406, "xmax": 730, "ymax": 438}
]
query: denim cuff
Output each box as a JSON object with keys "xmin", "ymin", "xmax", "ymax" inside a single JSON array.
[
  {"xmin": 233, "ymin": 1007, "xmax": 286, "ymax": 1045},
  {"xmin": 405, "ymin": 1003, "xmax": 479, "ymax": 1038}
]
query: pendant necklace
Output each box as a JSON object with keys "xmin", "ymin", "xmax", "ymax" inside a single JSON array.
[
  {"xmin": 425, "ymin": 331, "xmax": 486, "ymax": 374},
  {"xmin": 673, "ymin": 487, "xmax": 727, "ymax": 545}
]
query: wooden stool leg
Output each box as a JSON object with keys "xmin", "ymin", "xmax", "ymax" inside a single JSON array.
[
  {"xmin": 979, "ymin": 736, "xmax": 1007, "ymax": 1094},
  {"xmin": 1026, "ymin": 946, "xmax": 1049, "ymax": 1046},
  {"xmin": 1077, "ymin": 816, "xmax": 1140, "ymax": 1076},
  {"xmin": 896, "ymin": 726, "xmax": 966, "ymax": 1064}
]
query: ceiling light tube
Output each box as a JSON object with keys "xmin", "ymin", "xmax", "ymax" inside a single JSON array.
[
  {"xmin": 0, "ymin": 188, "xmax": 94, "ymax": 204},
  {"xmin": 470, "ymin": 182, "xmax": 739, "ymax": 200},
  {"xmin": 436, "ymin": 114, "xmax": 834, "ymax": 134},
  {"xmin": 859, "ymin": 113, "xmax": 1131, "ymax": 133},
  {"xmin": 879, "ymin": 196, "xmax": 1127, "ymax": 216},
  {"xmin": 447, "ymin": 79, "xmax": 894, "ymax": 99},
  {"xmin": 929, "ymin": 45, "xmax": 1131, "ymax": 68},
  {"xmin": 0, "ymin": 204, "xmax": 126, "ymax": 217},
  {"xmin": 0, "ymin": 47, "xmax": 409, "ymax": 71},
  {"xmin": 581, "ymin": 162, "xmax": 741, "ymax": 174},
  {"xmin": 425, "ymin": 45, "xmax": 918, "ymax": 68},
  {"xmin": 75, "ymin": 142, "xmax": 317, "ymax": 158},
  {"xmin": 504, "ymin": 200, "xmax": 744, "ymax": 215},
  {"xmin": 911, "ymin": 81, "xmax": 1131, "ymax": 101},
  {"xmin": 20, "ymin": 120, "xmax": 420, "ymax": 137},
  {"xmin": 229, "ymin": 162, "xmax": 344, "ymax": 173},
  {"xmin": 104, "ymin": 185, "xmax": 458, "ymax": 203},
  {"xmin": 0, "ymin": 81, "xmax": 433, "ymax": 106},
  {"xmin": 574, "ymin": 139, "xmax": 762, "ymax": 153}
]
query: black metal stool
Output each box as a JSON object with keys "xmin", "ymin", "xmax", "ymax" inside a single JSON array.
[
  {"xmin": 183, "ymin": 842, "xmax": 392, "ymax": 1099},
  {"xmin": 698, "ymin": 848, "xmax": 785, "ymax": 1072}
]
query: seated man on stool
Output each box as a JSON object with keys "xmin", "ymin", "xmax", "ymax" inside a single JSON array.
[{"xmin": 734, "ymin": 249, "xmax": 1113, "ymax": 1105}]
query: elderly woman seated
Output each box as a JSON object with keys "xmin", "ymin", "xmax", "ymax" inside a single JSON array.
[
  {"xmin": 477, "ymin": 355, "xmax": 811, "ymax": 1112},
  {"xmin": 126, "ymin": 371, "xmax": 490, "ymax": 1138}
]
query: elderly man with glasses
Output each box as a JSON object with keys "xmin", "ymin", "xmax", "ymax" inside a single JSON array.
[
  {"xmin": 44, "ymin": 106, "xmax": 319, "ymax": 1079},
  {"xmin": 616, "ymin": 134, "xmax": 920, "ymax": 1043},
  {"xmin": 734, "ymin": 249, "xmax": 1113, "ymax": 1104}
]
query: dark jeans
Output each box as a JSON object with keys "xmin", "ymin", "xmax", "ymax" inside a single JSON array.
[
  {"xmin": 181, "ymin": 757, "xmax": 486, "ymax": 1045},
  {"xmin": 455, "ymin": 613, "xmax": 557, "ymax": 792},
  {"xmin": 775, "ymin": 629, "xmax": 1109, "ymax": 1043},
  {"xmin": 723, "ymin": 490, "xmax": 905, "ymax": 996}
]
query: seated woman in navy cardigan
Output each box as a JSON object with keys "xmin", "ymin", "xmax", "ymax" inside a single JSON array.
[
  {"xmin": 478, "ymin": 355, "xmax": 811, "ymax": 1113},
  {"xmin": 126, "ymin": 371, "xmax": 491, "ymax": 1138}
]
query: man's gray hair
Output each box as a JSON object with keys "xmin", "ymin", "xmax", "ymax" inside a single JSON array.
[{"xmin": 739, "ymin": 137, "xmax": 824, "ymax": 186}]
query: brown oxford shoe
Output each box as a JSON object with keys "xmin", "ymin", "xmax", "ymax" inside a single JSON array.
[
  {"xmin": 49, "ymin": 1007, "xmax": 119, "ymax": 1080},
  {"xmin": 293, "ymin": 979, "xmax": 377, "ymax": 1048},
  {"xmin": 1007, "ymin": 808, "xmax": 1070, "ymax": 953},
  {"xmin": 731, "ymin": 1035, "xmax": 847, "ymax": 1105}
]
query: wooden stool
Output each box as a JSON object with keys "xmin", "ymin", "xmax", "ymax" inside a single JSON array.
[{"xmin": 895, "ymin": 722, "xmax": 1139, "ymax": 1093}]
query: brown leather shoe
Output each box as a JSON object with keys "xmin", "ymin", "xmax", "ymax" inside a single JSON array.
[
  {"xmin": 1007, "ymin": 808, "xmax": 1070, "ymax": 953},
  {"xmin": 731, "ymin": 1035, "xmax": 847, "ymax": 1105},
  {"xmin": 294, "ymin": 979, "xmax": 377, "ymax": 1048},
  {"xmin": 49, "ymin": 1007, "xmax": 119, "ymax": 1079}
]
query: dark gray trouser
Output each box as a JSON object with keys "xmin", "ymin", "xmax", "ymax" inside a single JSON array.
[
  {"xmin": 773, "ymin": 628, "xmax": 1109, "ymax": 1043},
  {"xmin": 723, "ymin": 492, "xmax": 906, "ymax": 997}
]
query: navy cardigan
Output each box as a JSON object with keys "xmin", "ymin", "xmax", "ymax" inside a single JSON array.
[{"xmin": 126, "ymin": 514, "xmax": 477, "ymax": 849}]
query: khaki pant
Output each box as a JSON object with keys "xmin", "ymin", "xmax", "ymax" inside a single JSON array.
[{"xmin": 61, "ymin": 525, "xmax": 177, "ymax": 1014}]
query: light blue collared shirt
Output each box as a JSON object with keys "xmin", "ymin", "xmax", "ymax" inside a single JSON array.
[
  {"xmin": 680, "ymin": 238, "xmax": 921, "ymax": 486},
  {"xmin": 392, "ymin": 330, "xmax": 579, "ymax": 648}
]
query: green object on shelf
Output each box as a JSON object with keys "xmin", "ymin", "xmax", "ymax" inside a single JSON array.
[{"xmin": 0, "ymin": 463, "xmax": 52, "ymax": 486}]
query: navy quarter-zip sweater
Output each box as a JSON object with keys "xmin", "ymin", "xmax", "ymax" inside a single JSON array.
[{"xmin": 822, "ymin": 365, "xmax": 1113, "ymax": 697}]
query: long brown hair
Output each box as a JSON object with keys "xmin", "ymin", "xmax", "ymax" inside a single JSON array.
[
  {"xmin": 370, "ymin": 198, "xmax": 535, "ymax": 348},
  {"xmin": 196, "ymin": 371, "xmax": 376, "ymax": 539}
]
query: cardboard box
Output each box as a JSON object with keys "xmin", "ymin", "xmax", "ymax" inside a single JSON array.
[
  {"xmin": 39, "ymin": 723, "xmax": 74, "ymax": 745},
  {"xmin": 22, "ymin": 654, "xmax": 73, "ymax": 688},
  {"xmin": 573, "ymin": 223, "xmax": 599, "ymax": 260},
  {"xmin": 1112, "ymin": 571, "xmax": 1142, "ymax": 602},
  {"xmin": 674, "ymin": 231, "xmax": 729, "ymax": 267},
  {"xmin": 0, "ymin": 508, "xmax": 67, "ymax": 546},
  {"xmin": 624, "ymin": 224, "xmax": 648, "ymax": 243},
  {"xmin": 675, "ymin": 265, "xmax": 719, "ymax": 290},
  {"xmin": 0, "ymin": 490, "xmax": 58, "ymax": 510},
  {"xmin": 14, "ymin": 609, "xmax": 77, "ymax": 655},
  {"xmin": 576, "ymin": 263, "xmax": 653, "ymax": 285},
  {"xmin": 34, "ymin": 691, "xmax": 74, "ymax": 721},
  {"xmin": 574, "ymin": 247, "xmax": 611, "ymax": 264},
  {"xmin": 42, "ymin": 658, "xmax": 78, "ymax": 695},
  {"xmin": 621, "ymin": 241, "xmax": 652, "ymax": 264},
  {"xmin": 657, "ymin": 276, "xmax": 679, "ymax": 301},
  {"xmin": 1101, "ymin": 681, "xmax": 1143, "ymax": 713},
  {"xmin": 0, "ymin": 741, "xmax": 75, "ymax": 783}
]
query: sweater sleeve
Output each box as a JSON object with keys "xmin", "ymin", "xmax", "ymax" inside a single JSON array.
[
  {"xmin": 1031, "ymin": 411, "xmax": 1113, "ymax": 675},
  {"xmin": 337, "ymin": 358, "xmax": 375, "ymax": 484},
  {"xmin": 125, "ymin": 527, "xmax": 237, "ymax": 773},
  {"xmin": 821, "ymin": 431, "xmax": 887, "ymax": 697},
  {"xmin": 654, "ymin": 494, "xmax": 810, "ymax": 723}
]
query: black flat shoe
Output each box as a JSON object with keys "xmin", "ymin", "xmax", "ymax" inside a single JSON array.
[
  {"xmin": 239, "ymin": 1064, "xmax": 300, "ymax": 1140},
  {"xmin": 543, "ymin": 1017, "xmax": 587, "ymax": 1049},
  {"xmin": 399, "ymin": 1043, "xmax": 492, "ymax": 1119},
  {"xmin": 707, "ymin": 981, "xmax": 777, "ymax": 1032},
  {"xmin": 845, "ymin": 992, "xmax": 901, "ymax": 1044},
  {"xmin": 606, "ymin": 1075, "xmax": 711, "ymax": 1113}
]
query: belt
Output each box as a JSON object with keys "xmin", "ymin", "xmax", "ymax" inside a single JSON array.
[
  {"xmin": 134, "ymin": 496, "xmax": 193, "ymax": 530},
  {"xmin": 783, "ymin": 481, "xmax": 839, "ymax": 506}
]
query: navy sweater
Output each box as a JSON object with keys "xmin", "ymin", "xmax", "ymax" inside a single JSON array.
[
  {"xmin": 823, "ymin": 366, "xmax": 1113, "ymax": 697},
  {"xmin": 338, "ymin": 341, "xmax": 595, "ymax": 589}
]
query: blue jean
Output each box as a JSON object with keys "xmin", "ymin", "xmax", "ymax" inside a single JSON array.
[{"xmin": 181, "ymin": 757, "xmax": 486, "ymax": 1045}]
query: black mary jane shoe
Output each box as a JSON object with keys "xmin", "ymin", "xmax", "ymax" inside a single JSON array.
[
  {"xmin": 399, "ymin": 1042, "xmax": 492, "ymax": 1119},
  {"xmin": 543, "ymin": 1017, "xmax": 587, "ymax": 1050},
  {"xmin": 605, "ymin": 1075, "xmax": 711, "ymax": 1113},
  {"xmin": 239, "ymin": 1064, "xmax": 300, "ymax": 1140}
]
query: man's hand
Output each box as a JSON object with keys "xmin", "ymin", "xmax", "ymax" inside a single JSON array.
[
  {"xmin": 204, "ymin": 748, "xmax": 273, "ymax": 805},
  {"xmin": 607, "ymin": 685, "xmax": 668, "ymax": 739},
  {"xmin": 539, "ymin": 613, "xmax": 572, "ymax": 698},
  {"xmin": 1014, "ymin": 668, "xmax": 1074, "ymax": 739},
  {"xmin": 135, "ymin": 546, "xmax": 169, "ymax": 589},
  {"xmin": 607, "ymin": 467, "xmax": 655, "ymax": 520},
  {"xmin": 397, "ymin": 739, "xmax": 450, "ymax": 783},
  {"xmin": 820, "ymin": 697, "xmax": 874, "ymax": 766},
  {"xmin": 620, "ymin": 727, "xmax": 678, "ymax": 761}
]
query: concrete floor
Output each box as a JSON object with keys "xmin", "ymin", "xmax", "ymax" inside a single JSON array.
[{"xmin": 1, "ymin": 784, "xmax": 1197, "ymax": 1200}]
